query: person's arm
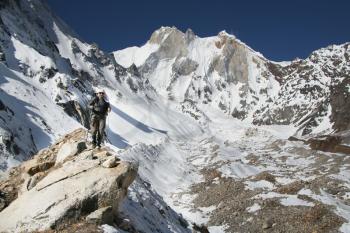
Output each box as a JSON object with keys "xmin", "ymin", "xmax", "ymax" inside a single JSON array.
[{"xmin": 88, "ymin": 98, "xmax": 96, "ymax": 109}]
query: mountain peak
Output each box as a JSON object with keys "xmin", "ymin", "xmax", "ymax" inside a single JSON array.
[
  {"xmin": 148, "ymin": 26, "xmax": 184, "ymax": 44},
  {"xmin": 217, "ymin": 30, "xmax": 235, "ymax": 38}
]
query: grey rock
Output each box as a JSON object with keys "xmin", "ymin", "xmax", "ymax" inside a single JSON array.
[
  {"xmin": 172, "ymin": 58, "xmax": 198, "ymax": 76},
  {"xmin": 76, "ymin": 141, "xmax": 87, "ymax": 153},
  {"xmin": 0, "ymin": 197, "xmax": 5, "ymax": 211},
  {"xmin": 118, "ymin": 218, "xmax": 133, "ymax": 232},
  {"xmin": 56, "ymin": 140, "xmax": 87, "ymax": 163},
  {"xmin": 26, "ymin": 173, "xmax": 41, "ymax": 191},
  {"xmin": 86, "ymin": 206, "xmax": 113, "ymax": 225},
  {"xmin": 0, "ymin": 160, "xmax": 137, "ymax": 232},
  {"xmin": 80, "ymin": 150, "xmax": 94, "ymax": 160},
  {"xmin": 185, "ymin": 28, "xmax": 195, "ymax": 43},
  {"xmin": 102, "ymin": 156, "xmax": 119, "ymax": 168},
  {"xmin": 27, "ymin": 161, "xmax": 55, "ymax": 176},
  {"xmin": 262, "ymin": 219, "xmax": 273, "ymax": 229}
]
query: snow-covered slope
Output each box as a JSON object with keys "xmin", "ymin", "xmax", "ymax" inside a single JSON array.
[
  {"xmin": 0, "ymin": 0, "xmax": 159, "ymax": 170},
  {"xmin": 113, "ymin": 43, "xmax": 159, "ymax": 68},
  {"xmin": 1, "ymin": 0, "xmax": 350, "ymax": 232}
]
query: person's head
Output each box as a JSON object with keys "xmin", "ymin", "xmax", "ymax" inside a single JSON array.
[
  {"xmin": 97, "ymin": 91, "xmax": 104, "ymax": 98},
  {"xmin": 95, "ymin": 88, "xmax": 105, "ymax": 99}
]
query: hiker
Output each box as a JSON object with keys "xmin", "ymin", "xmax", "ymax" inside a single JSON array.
[{"xmin": 88, "ymin": 88, "xmax": 111, "ymax": 148}]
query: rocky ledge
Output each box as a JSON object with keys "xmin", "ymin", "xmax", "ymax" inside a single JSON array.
[
  {"xmin": 289, "ymin": 130, "xmax": 350, "ymax": 155},
  {"xmin": 0, "ymin": 128, "xmax": 137, "ymax": 233}
]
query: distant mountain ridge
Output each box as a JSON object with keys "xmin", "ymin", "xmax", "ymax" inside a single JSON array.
[{"xmin": 114, "ymin": 27, "xmax": 350, "ymax": 136}]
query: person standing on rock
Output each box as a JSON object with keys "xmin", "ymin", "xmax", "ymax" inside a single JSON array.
[{"xmin": 88, "ymin": 88, "xmax": 111, "ymax": 148}]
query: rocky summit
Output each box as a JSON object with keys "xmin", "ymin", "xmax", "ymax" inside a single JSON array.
[
  {"xmin": 0, "ymin": 128, "xmax": 137, "ymax": 232},
  {"xmin": 1, "ymin": 0, "xmax": 350, "ymax": 232}
]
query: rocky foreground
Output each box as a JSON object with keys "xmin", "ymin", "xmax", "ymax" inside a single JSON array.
[{"xmin": 0, "ymin": 128, "xmax": 137, "ymax": 233}]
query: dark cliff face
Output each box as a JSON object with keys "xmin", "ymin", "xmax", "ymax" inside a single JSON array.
[{"xmin": 330, "ymin": 75, "xmax": 350, "ymax": 132}]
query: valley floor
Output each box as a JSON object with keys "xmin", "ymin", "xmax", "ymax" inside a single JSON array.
[{"xmin": 114, "ymin": 110, "xmax": 350, "ymax": 233}]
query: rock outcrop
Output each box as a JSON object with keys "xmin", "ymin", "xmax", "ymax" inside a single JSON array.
[
  {"xmin": 307, "ymin": 131, "xmax": 350, "ymax": 154},
  {"xmin": 0, "ymin": 128, "xmax": 137, "ymax": 232}
]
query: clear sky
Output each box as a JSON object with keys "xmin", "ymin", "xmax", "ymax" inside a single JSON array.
[{"xmin": 47, "ymin": 0, "xmax": 350, "ymax": 61}]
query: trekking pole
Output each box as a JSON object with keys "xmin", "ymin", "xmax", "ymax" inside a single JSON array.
[
  {"xmin": 86, "ymin": 108, "xmax": 93, "ymax": 143},
  {"xmin": 104, "ymin": 131, "xmax": 111, "ymax": 143},
  {"xmin": 104, "ymin": 114, "xmax": 111, "ymax": 144}
]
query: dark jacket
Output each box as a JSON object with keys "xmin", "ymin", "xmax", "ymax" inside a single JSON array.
[{"xmin": 89, "ymin": 97, "xmax": 110, "ymax": 116}]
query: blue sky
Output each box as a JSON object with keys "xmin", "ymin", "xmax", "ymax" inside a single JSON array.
[{"xmin": 47, "ymin": 0, "xmax": 350, "ymax": 61}]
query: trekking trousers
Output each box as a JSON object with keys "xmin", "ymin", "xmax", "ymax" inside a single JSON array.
[{"xmin": 90, "ymin": 114, "xmax": 106, "ymax": 146}]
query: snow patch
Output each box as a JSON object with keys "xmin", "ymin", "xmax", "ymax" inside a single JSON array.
[
  {"xmin": 245, "ymin": 180, "xmax": 275, "ymax": 190},
  {"xmin": 246, "ymin": 203, "xmax": 261, "ymax": 213},
  {"xmin": 101, "ymin": 225, "xmax": 127, "ymax": 233},
  {"xmin": 113, "ymin": 43, "xmax": 159, "ymax": 67},
  {"xmin": 11, "ymin": 36, "xmax": 55, "ymax": 72},
  {"xmin": 218, "ymin": 162, "xmax": 261, "ymax": 179},
  {"xmin": 208, "ymin": 225, "xmax": 229, "ymax": 233}
]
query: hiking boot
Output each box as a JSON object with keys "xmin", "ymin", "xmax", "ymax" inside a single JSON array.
[
  {"xmin": 97, "ymin": 144, "xmax": 101, "ymax": 149},
  {"xmin": 91, "ymin": 143, "xmax": 96, "ymax": 149}
]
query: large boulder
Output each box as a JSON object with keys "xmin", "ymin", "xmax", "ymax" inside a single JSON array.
[{"xmin": 0, "ymin": 128, "xmax": 137, "ymax": 232}]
